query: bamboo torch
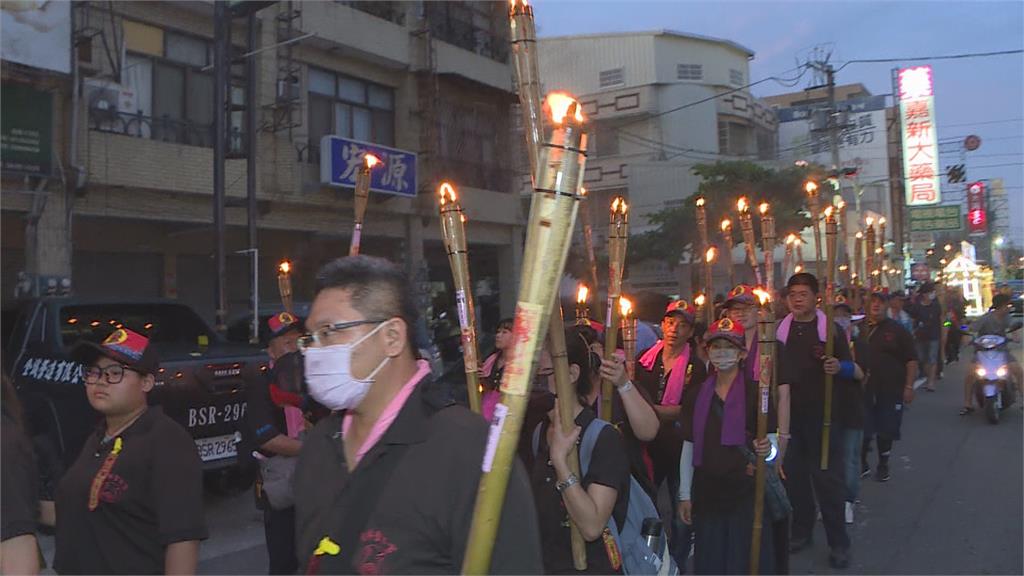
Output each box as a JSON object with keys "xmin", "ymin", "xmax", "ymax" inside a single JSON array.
[
  {"xmin": 277, "ymin": 260, "xmax": 293, "ymax": 315},
  {"xmin": 704, "ymin": 246, "xmax": 717, "ymax": 327},
  {"xmin": 438, "ymin": 182, "xmax": 482, "ymax": 414},
  {"xmin": 865, "ymin": 217, "xmax": 876, "ymax": 290},
  {"xmin": 820, "ymin": 206, "xmax": 838, "ymax": 470},
  {"xmin": 602, "ymin": 196, "xmax": 629, "ymax": 421},
  {"xmin": 509, "ymin": 0, "xmax": 543, "ymax": 176},
  {"xmin": 620, "ymin": 297, "xmax": 637, "ymax": 379},
  {"xmin": 575, "ymin": 284, "xmax": 590, "ymax": 326},
  {"xmin": 750, "ymin": 287, "xmax": 774, "ymax": 575},
  {"xmin": 805, "ymin": 180, "xmax": 823, "ymax": 280},
  {"xmin": 462, "ymin": 93, "xmax": 588, "ymax": 574},
  {"xmin": 695, "ymin": 293, "xmax": 707, "ymax": 323},
  {"xmin": 579, "ymin": 188, "xmax": 600, "ymax": 295},
  {"xmin": 783, "ymin": 234, "xmax": 796, "ymax": 281},
  {"xmin": 721, "ymin": 218, "xmax": 736, "ymax": 290},
  {"xmin": 737, "ymin": 197, "xmax": 762, "ymax": 286},
  {"xmin": 696, "ymin": 196, "xmax": 709, "ymax": 298},
  {"xmin": 349, "ymin": 153, "xmax": 381, "ymax": 257},
  {"xmin": 759, "ymin": 203, "xmax": 775, "ymax": 294},
  {"xmin": 795, "ymin": 237, "xmax": 805, "ymax": 272}
]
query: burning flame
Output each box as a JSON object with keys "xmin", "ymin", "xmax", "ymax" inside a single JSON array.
[
  {"xmin": 438, "ymin": 181, "xmax": 458, "ymax": 204},
  {"xmin": 839, "ymin": 264, "xmax": 849, "ymax": 271},
  {"xmin": 279, "ymin": 260, "xmax": 291, "ymax": 274},
  {"xmin": 875, "ymin": 247, "xmax": 884, "ymax": 254},
  {"xmin": 579, "ymin": 187, "xmax": 588, "ymax": 197},
  {"xmin": 577, "ymin": 284, "xmax": 589, "ymax": 304},
  {"xmin": 695, "ymin": 294, "xmax": 706, "ymax": 307},
  {"xmin": 737, "ymin": 197, "xmax": 749, "ymax": 213},
  {"xmin": 705, "ymin": 246, "xmax": 717, "ymax": 263},
  {"xmin": 794, "ymin": 265, "xmax": 803, "ymax": 273},
  {"xmin": 837, "ymin": 199, "xmax": 846, "ymax": 210},
  {"xmin": 856, "ymin": 231, "xmax": 864, "ymax": 239},
  {"xmin": 759, "ymin": 202, "xmax": 769, "ymax": 216},
  {"xmin": 721, "ymin": 219, "xmax": 732, "ymax": 232},
  {"xmin": 753, "ymin": 288, "xmax": 771, "ymax": 305},
  {"xmin": 785, "ymin": 233, "xmax": 797, "ymax": 245},
  {"xmin": 546, "ymin": 92, "xmax": 584, "ymax": 124},
  {"xmin": 696, "ymin": 196, "xmax": 705, "ymax": 208},
  {"xmin": 619, "ymin": 297, "xmax": 633, "ymax": 317},
  {"xmin": 824, "ymin": 206, "xmax": 835, "ymax": 218},
  {"xmin": 611, "ymin": 196, "xmax": 629, "ymax": 214},
  {"xmin": 805, "ymin": 181, "xmax": 818, "ymax": 194},
  {"xmin": 878, "ymin": 217, "xmax": 887, "ymax": 225},
  {"xmin": 364, "ymin": 153, "xmax": 381, "ymax": 169},
  {"xmin": 509, "ymin": 0, "xmax": 530, "ymax": 11}
]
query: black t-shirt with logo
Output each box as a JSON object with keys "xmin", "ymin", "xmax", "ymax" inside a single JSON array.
[
  {"xmin": 777, "ymin": 319, "xmax": 855, "ymax": 434},
  {"xmin": 54, "ymin": 407, "xmax": 208, "ymax": 574},
  {"xmin": 857, "ymin": 318, "xmax": 918, "ymax": 397},
  {"xmin": 634, "ymin": 342, "xmax": 708, "ymax": 465},
  {"xmin": 531, "ymin": 407, "xmax": 629, "ymax": 575}
]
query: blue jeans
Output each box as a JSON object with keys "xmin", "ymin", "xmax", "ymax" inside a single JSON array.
[{"xmin": 842, "ymin": 427, "xmax": 863, "ymax": 503}]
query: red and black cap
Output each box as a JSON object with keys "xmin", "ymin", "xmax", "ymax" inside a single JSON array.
[
  {"xmin": 723, "ymin": 284, "xmax": 758, "ymax": 308},
  {"xmin": 265, "ymin": 311, "xmax": 302, "ymax": 339},
  {"xmin": 72, "ymin": 328, "xmax": 160, "ymax": 375},
  {"xmin": 664, "ymin": 299, "xmax": 696, "ymax": 325},
  {"xmin": 834, "ymin": 294, "xmax": 853, "ymax": 312},
  {"xmin": 705, "ymin": 317, "xmax": 745, "ymax": 348},
  {"xmin": 869, "ymin": 286, "xmax": 891, "ymax": 301}
]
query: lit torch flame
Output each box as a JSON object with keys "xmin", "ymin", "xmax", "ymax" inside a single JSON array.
[
  {"xmin": 619, "ymin": 297, "xmax": 633, "ymax": 317},
  {"xmin": 705, "ymin": 246, "xmax": 717, "ymax": 263},
  {"xmin": 824, "ymin": 206, "xmax": 835, "ymax": 219},
  {"xmin": 737, "ymin": 197, "xmax": 749, "ymax": 213},
  {"xmin": 866, "ymin": 217, "xmax": 875, "ymax": 227},
  {"xmin": 721, "ymin": 219, "xmax": 731, "ymax": 232},
  {"xmin": 837, "ymin": 199, "xmax": 846, "ymax": 211},
  {"xmin": 879, "ymin": 217, "xmax": 886, "ymax": 226},
  {"xmin": 785, "ymin": 233, "xmax": 797, "ymax": 245},
  {"xmin": 579, "ymin": 187, "xmax": 588, "ymax": 197},
  {"xmin": 856, "ymin": 231, "xmax": 864, "ymax": 239},
  {"xmin": 794, "ymin": 264, "xmax": 803, "ymax": 273},
  {"xmin": 753, "ymin": 288, "xmax": 771, "ymax": 305},
  {"xmin": 546, "ymin": 92, "xmax": 584, "ymax": 124},
  {"xmin": 577, "ymin": 284, "xmax": 589, "ymax": 304},
  {"xmin": 278, "ymin": 260, "xmax": 291, "ymax": 275},
  {"xmin": 695, "ymin": 294, "xmax": 706, "ymax": 307},
  {"xmin": 759, "ymin": 202, "xmax": 769, "ymax": 216},
  {"xmin": 611, "ymin": 197, "xmax": 629, "ymax": 214},
  {"xmin": 363, "ymin": 153, "xmax": 381, "ymax": 169},
  {"xmin": 438, "ymin": 181, "xmax": 457, "ymax": 204},
  {"xmin": 805, "ymin": 181, "xmax": 818, "ymax": 194},
  {"xmin": 696, "ymin": 196, "xmax": 705, "ymax": 208}
]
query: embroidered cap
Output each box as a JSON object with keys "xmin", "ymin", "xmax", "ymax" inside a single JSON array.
[
  {"xmin": 705, "ymin": 317, "xmax": 745, "ymax": 348},
  {"xmin": 869, "ymin": 286, "xmax": 891, "ymax": 301},
  {"xmin": 266, "ymin": 311, "xmax": 302, "ymax": 339},
  {"xmin": 833, "ymin": 294, "xmax": 853, "ymax": 312},
  {"xmin": 664, "ymin": 299, "xmax": 696, "ymax": 325},
  {"xmin": 72, "ymin": 328, "xmax": 160, "ymax": 375},
  {"xmin": 723, "ymin": 284, "xmax": 757, "ymax": 308}
]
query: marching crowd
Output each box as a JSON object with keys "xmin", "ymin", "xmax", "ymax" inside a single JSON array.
[{"xmin": 2, "ymin": 255, "xmax": 1020, "ymax": 575}]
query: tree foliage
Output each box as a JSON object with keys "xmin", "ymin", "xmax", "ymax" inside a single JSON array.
[{"xmin": 630, "ymin": 160, "xmax": 826, "ymax": 265}]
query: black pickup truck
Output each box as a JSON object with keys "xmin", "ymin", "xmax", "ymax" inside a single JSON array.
[{"xmin": 2, "ymin": 297, "xmax": 266, "ymax": 489}]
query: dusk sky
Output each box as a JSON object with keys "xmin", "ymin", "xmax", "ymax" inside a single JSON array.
[{"xmin": 535, "ymin": 1, "xmax": 1024, "ymax": 247}]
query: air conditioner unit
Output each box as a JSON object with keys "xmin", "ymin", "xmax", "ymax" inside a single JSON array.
[{"xmin": 84, "ymin": 79, "xmax": 137, "ymax": 115}]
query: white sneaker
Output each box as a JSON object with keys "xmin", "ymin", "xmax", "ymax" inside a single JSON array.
[{"xmin": 845, "ymin": 501, "xmax": 854, "ymax": 524}]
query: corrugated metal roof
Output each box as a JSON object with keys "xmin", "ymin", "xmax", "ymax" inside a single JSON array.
[{"xmin": 540, "ymin": 29, "xmax": 755, "ymax": 59}]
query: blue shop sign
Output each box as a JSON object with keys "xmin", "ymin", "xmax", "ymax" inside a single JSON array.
[{"xmin": 319, "ymin": 136, "xmax": 417, "ymax": 198}]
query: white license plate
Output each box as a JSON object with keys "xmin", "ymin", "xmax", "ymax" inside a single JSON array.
[{"xmin": 195, "ymin": 434, "xmax": 237, "ymax": 462}]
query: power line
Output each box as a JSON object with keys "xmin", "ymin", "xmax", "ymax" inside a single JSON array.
[
  {"xmin": 941, "ymin": 118, "xmax": 1024, "ymax": 129},
  {"xmin": 835, "ymin": 48, "xmax": 1024, "ymax": 72}
]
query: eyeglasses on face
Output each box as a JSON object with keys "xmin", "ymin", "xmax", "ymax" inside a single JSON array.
[
  {"xmin": 297, "ymin": 319, "xmax": 388, "ymax": 351},
  {"xmin": 84, "ymin": 364, "xmax": 140, "ymax": 384}
]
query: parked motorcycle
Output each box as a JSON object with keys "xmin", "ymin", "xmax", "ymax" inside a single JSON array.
[{"xmin": 972, "ymin": 334, "xmax": 1017, "ymax": 424}]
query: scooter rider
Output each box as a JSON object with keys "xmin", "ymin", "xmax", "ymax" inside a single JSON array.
[{"xmin": 960, "ymin": 294, "xmax": 1023, "ymax": 416}]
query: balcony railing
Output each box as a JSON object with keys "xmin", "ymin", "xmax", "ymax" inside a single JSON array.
[
  {"xmin": 336, "ymin": 1, "xmax": 406, "ymax": 26},
  {"xmin": 424, "ymin": 4, "xmax": 509, "ymax": 63},
  {"xmin": 89, "ymin": 109, "xmax": 244, "ymax": 152}
]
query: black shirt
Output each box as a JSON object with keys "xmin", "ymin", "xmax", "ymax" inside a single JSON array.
[
  {"xmin": 681, "ymin": 374, "xmax": 776, "ymax": 514},
  {"xmin": 634, "ymin": 342, "xmax": 708, "ymax": 463},
  {"xmin": 857, "ymin": 318, "xmax": 918, "ymax": 397},
  {"xmin": 1, "ymin": 412, "xmax": 38, "ymax": 542},
  {"xmin": 531, "ymin": 407, "xmax": 629, "ymax": 575},
  {"xmin": 777, "ymin": 319, "xmax": 856, "ymax": 433},
  {"xmin": 294, "ymin": 376, "xmax": 542, "ymax": 574},
  {"xmin": 906, "ymin": 299, "xmax": 942, "ymax": 341},
  {"xmin": 54, "ymin": 407, "xmax": 208, "ymax": 575}
]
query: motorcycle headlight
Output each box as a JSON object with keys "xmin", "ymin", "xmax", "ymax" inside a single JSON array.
[
  {"xmin": 976, "ymin": 367, "xmax": 987, "ymax": 378},
  {"xmin": 997, "ymin": 366, "xmax": 1008, "ymax": 379}
]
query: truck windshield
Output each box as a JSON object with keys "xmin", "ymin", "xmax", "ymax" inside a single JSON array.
[{"xmin": 60, "ymin": 304, "xmax": 215, "ymax": 348}]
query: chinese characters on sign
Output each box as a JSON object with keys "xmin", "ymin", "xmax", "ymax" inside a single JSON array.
[
  {"xmin": 908, "ymin": 205, "xmax": 962, "ymax": 232},
  {"xmin": 967, "ymin": 181, "xmax": 987, "ymax": 235},
  {"xmin": 898, "ymin": 66, "xmax": 941, "ymax": 206},
  {"xmin": 320, "ymin": 136, "xmax": 417, "ymax": 197}
]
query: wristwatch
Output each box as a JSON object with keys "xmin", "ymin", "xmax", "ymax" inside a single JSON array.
[
  {"xmin": 556, "ymin": 474, "xmax": 579, "ymax": 493},
  {"xmin": 617, "ymin": 380, "xmax": 634, "ymax": 394}
]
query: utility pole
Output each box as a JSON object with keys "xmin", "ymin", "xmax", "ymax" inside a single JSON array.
[{"xmin": 213, "ymin": 1, "xmax": 228, "ymax": 333}]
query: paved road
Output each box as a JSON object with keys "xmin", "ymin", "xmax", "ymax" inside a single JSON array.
[
  {"xmin": 38, "ymin": 355, "xmax": 1022, "ymax": 575},
  {"xmin": 790, "ymin": 357, "xmax": 1023, "ymax": 575}
]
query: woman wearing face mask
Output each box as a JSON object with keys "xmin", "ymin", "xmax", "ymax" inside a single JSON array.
[
  {"xmin": 480, "ymin": 318, "xmax": 513, "ymax": 420},
  {"xmin": 530, "ymin": 330, "xmax": 631, "ymax": 574},
  {"xmin": 677, "ymin": 318, "xmax": 777, "ymax": 575}
]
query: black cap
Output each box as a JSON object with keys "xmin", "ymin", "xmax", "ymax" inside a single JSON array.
[{"xmin": 71, "ymin": 328, "xmax": 160, "ymax": 376}]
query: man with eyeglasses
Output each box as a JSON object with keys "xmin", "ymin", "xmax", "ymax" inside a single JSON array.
[
  {"xmin": 55, "ymin": 328, "xmax": 207, "ymax": 574},
  {"xmin": 293, "ymin": 256, "xmax": 541, "ymax": 574}
]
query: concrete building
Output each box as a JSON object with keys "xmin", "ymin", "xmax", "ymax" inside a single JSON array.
[
  {"xmin": 2, "ymin": 1, "xmax": 523, "ymax": 336},
  {"xmin": 537, "ymin": 30, "xmax": 778, "ymax": 295}
]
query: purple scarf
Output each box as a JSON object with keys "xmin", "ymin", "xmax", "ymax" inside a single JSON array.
[
  {"xmin": 692, "ymin": 371, "xmax": 746, "ymax": 466},
  {"xmin": 776, "ymin": 309, "xmax": 828, "ymax": 345},
  {"xmin": 638, "ymin": 340, "xmax": 692, "ymax": 405},
  {"xmin": 745, "ymin": 336, "xmax": 760, "ymax": 384}
]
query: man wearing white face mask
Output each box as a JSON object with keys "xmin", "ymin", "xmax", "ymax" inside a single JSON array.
[{"xmin": 293, "ymin": 256, "xmax": 542, "ymax": 575}]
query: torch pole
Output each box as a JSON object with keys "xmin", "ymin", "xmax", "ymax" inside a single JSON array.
[
  {"xmin": 580, "ymin": 189, "xmax": 600, "ymax": 296},
  {"xmin": 621, "ymin": 300, "xmax": 637, "ymax": 380},
  {"xmin": 750, "ymin": 290, "xmax": 774, "ymax": 575},
  {"xmin": 438, "ymin": 183, "xmax": 482, "ymax": 413},
  {"xmin": 854, "ymin": 231, "xmax": 864, "ymax": 311},
  {"xmin": 696, "ymin": 196, "xmax": 709, "ymax": 301},
  {"xmin": 349, "ymin": 155, "xmax": 379, "ymax": 257},
  {"xmin": 704, "ymin": 247, "xmax": 716, "ymax": 327},
  {"xmin": 602, "ymin": 197, "xmax": 629, "ymax": 421},
  {"xmin": 738, "ymin": 199, "xmax": 762, "ymax": 286},
  {"xmin": 865, "ymin": 220, "xmax": 876, "ymax": 290},
  {"xmin": 461, "ymin": 96, "xmax": 587, "ymax": 574},
  {"xmin": 721, "ymin": 219, "xmax": 736, "ymax": 290},
  {"xmin": 820, "ymin": 209, "xmax": 838, "ymax": 470},
  {"xmin": 277, "ymin": 262, "xmax": 293, "ymax": 315},
  {"xmin": 759, "ymin": 205, "xmax": 775, "ymax": 295},
  {"xmin": 575, "ymin": 285, "xmax": 590, "ymax": 327},
  {"xmin": 783, "ymin": 236, "xmax": 794, "ymax": 282},
  {"xmin": 806, "ymin": 182, "xmax": 824, "ymax": 281}
]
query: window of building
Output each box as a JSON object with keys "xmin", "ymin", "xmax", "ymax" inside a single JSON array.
[
  {"xmin": 676, "ymin": 63, "xmax": 702, "ymax": 81},
  {"xmin": 423, "ymin": 2, "xmax": 509, "ymax": 63},
  {"xmin": 718, "ymin": 120, "xmax": 752, "ymax": 156},
  {"xmin": 599, "ymin": 67, "xmax": 625, "ymax": 89},
  {"xmin": 337, "ymin": 1, "xmax": 406, "ymax": 25},
  {"xmin": 116, "ymin": 22, "xmax": 242, "ymax": 149},
  {"xmin": 307, "ymin": 68, "xmax": 395, "ymax": 162},
  {"xmin": 729, "ymin": 68, "xmax": 744, "ymax": 86},
  {"xmin": 592, "ymin": 124, "xmax": 620, "ymax": 157}
]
